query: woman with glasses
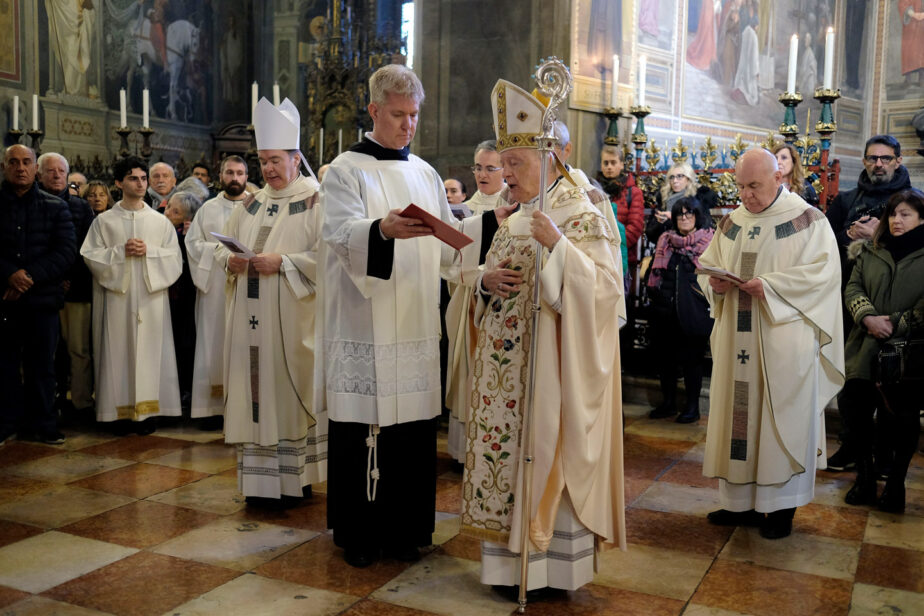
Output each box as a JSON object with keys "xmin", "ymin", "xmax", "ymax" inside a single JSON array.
[
  {"xmin": 646, "ymin": 162, "xmax": 714, "ymax": 244},
  {"xmin": 772, "ymin": 143, "xmax": 818, "ymax": 206},
  {"xmin": 646, "ymin": 197, "xmax": 715, "ymax": 423}
]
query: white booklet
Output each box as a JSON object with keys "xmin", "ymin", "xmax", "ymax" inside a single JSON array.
[
  {"xmin": 695, "ymin": 266, "xmax": 745, "ymax": 285},
  {"xmin": 210, "ymin": 232, "xmax": 256, "ymax": 259}
]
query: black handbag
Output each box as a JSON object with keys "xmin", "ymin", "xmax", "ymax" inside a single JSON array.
[{"xmin": 876, "ymin": 339, "xmax": 924, "ymax": 385}]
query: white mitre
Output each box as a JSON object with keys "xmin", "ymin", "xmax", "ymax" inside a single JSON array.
[{"xmin": 254, "ymin": 97, "xmax": 300, "ymax": 150}]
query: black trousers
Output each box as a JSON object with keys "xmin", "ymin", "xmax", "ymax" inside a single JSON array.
[
  {"xmin": 650, "ymin": 312, "xmax": 708, "ymax": 410},
  {"xmin": 0, "ymin": 307, "xmax": 60, "ymax": 434},
  {"xmin": 327, "ymin": 417, "xmax": 437, "ymax": 552}
]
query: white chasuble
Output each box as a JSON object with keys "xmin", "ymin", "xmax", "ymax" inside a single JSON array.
[
  {"xmin": 699, "ymin": 188, "xmax": 844, "ymax": 504},
  {"xmin": 220, "ymin": 175, "xmax": 323, "ymax": 486},
  {"xmin": 185, "ymin": 193, "xmax": 244, "ymax": 417},
  {"xmin": 81, "ymin": 203, "xmax": 183, "ymax": 421},
  {"xmin": 317, "ymin": 151, "xmax": 485, "ymax": 427},
  {"xmin": 460, "ymin": 180, "xmax": 627, "ymax": 560}
]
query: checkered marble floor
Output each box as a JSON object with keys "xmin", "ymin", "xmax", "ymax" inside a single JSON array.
[{"xmin": 0, "ymin": 404, "xmax": 921, "ymax": 616}]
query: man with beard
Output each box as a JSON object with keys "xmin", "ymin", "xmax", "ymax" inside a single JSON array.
[
  {"xmin": 184, "ymin": 156, "xmax": 250, "ymax": 427},
  {"xmin": 824, "ymin": 134, "xmax": 912, "ymax": 472},
  {"xmin": 147, "ymin": 162, "xmax": 178, "ymax": 211}
]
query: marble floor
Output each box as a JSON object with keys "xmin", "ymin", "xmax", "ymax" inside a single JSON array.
[{"xmin": 0, "ymin": 404, "xmax": 921, "ymax": 616}]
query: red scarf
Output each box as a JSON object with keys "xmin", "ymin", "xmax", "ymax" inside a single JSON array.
[{"xmin": 648, "ymin": 227, "xmax": 714, "ymax": 288}]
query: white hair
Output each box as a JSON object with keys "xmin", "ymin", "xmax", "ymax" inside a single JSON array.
[
  {"xmin": 369, "ymin": 64, "xmax": 425, "ymax": 105},
  {"xmin": 37, "ymin": 152, "xmax": 69, "ymax": 175}
]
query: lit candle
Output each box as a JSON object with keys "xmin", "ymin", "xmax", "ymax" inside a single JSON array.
[
  {"xmin": 273, "ymin": 82, "xmax": 280, "ymax": 106},
  {"xmin": 319, "ymin": 127, "xmax": 324, "ymax": 163},
  {"xmin": 823, "ymin": 27, "xmax": 834, "ymax": 90},
  {"xmin": 32, "ymin": 94, "xmax": 39, "ymax": 131},
  {"xmin": 119, "ymin": 89, "xmax": 127, "ymax": 127},
  {"xmin": 787, "ymin": 34, "xmax": 798, "ymax": 94},
  {"xmin": 638, "ymin": 55, "xmax": 647, "ymax": 107},
  {"xmin": 251, "ymin": 82, "xmax": 258, "ymax": 124},
  {"xmin": 142, "ymin": 89, "xmax": 150, "ymax": 128},
  {"xmin": 338, "ymin": 128, "xmax": 343, "ymax": 155},
  {"xmin": 12, "ymin": 95, "xmax": 18, "ymax": 130},
  {"xmin": 611, "ymin": 54, "xmax": 619, "ymax": 108}
]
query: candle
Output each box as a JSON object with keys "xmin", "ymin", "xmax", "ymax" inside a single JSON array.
[
  {"xmin": 119, "ymin": 89, "xmax": 127, "ymax": 127},
  {"xmin": 338, "ymin": 129, "xmax": 343, "ymax": 155},
  {"xmin": 358, "ymin": 127, "xmax": 363, "ymax": 142},
  {"xmin": 32, "ymin": 94, "xmax": 39, "ymax": 131},
  {"xmin": 319, "ymin": 127, "xmax": 324, "ymax": 163},
  {"xmin": 638, "ymin": 55, "xmax": 647, "ymax": 107},
  {"xmin": 823, "ymin": 27, "xmax": 834, "ymax": 90},
  {"xmin": 12, "ymin": 95, "xmax": 18, "ymax": 130},
  {"xmin": 251, "ymin": 81, "xmax": 258, "ymax": 124},
  {"xmin": 273, "ymin": 82, "xmax": 280, "ymax": 106},
  {"xmin": 611, "ymin": 54, "xmax": 619, "ymax": 108},
  {"xmin": 787, "ymin": 34, "xmax": 798, "ymax": 94},
  {"xmin": 142, "ymin": 89, "xmax": 150, "ymax": 128}
]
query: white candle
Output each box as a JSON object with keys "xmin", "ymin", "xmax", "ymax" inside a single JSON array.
[
  {"xmin": 638, "ymin": 55, "xmax": 647, "ymax": 107},
  {"xmin": 251, "ymin": 82, "xmax": 258, "ymax": 124},
  {"xmin": 611, "ymin": 54, "xmax": 619, "ymax": 108},
  {"xmin": 119, "ymin": 89, "xmax": 127, "ymax": 127},
  {"xmin": 823, "ymin": 27, "xmax": 834, "ymax": 90},
  {"xmin": 338, "ymin": 128, "xmax": 343, "ymax": 155},
  {"xmin": 319, "ymin": 127, "xmax": 324, "ymax": 163},
  {"xmin": 358, "ymin": 127, "xmax": 363, "ymax": 142},
  {"xmin": 142, "ymin": 89, "xmax": 150, "ymax": 128},
  {"xmin": 787, "ymin": 34, "xmax": 798, "ymax": 93},
  {"xmin": 32, "ymin": 94, "xmax": 39, "ymax": 131},
  {"xmin": 273, "ymin": 82, "xmax": 280, "ymax": 106},
  {"xmin": 12, "ymin": 95, "xmax": 18, "ymax": 130}
]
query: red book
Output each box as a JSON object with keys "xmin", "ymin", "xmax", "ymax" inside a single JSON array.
[{"xmin": 399, "ymin": 203, "xmax": 474, "ymax": 250}]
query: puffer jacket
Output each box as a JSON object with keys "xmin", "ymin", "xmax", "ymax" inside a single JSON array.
[{"xmin": 0, "ymin": 181, "xmax": 75, "ymax": 310}]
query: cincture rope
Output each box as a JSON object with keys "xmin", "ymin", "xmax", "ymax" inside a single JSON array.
[{"xmin": 366, "ymin": 424, "xmax": 381, "ymax": 502}]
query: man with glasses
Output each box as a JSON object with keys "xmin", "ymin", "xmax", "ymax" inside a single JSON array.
[
  {"xmin": 824, "ymin": 134, "xmax": 911, "ymax": 473},
  {"xmin": 465, "ymin": 140, "xmax": 505, "ymax": 214}
]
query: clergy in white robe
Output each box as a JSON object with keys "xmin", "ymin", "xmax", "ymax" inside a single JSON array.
[
  {"xmin": 317, "ymin": 65, "xmax": 509, "ymax": 568},
  {"xmin": 699, "ymin": 148, "xmax": 844, "ymax": 539},
  {"xmin": 460, "ymin": 79, "xmax": 627, "ymax": 593},
  {"xmin": 220, "ymin": 99, "xmax": 325, "ymax": 504},
  {"xmin": 184, "ymin": 156, "xmax": 250, "ymax": 420},
  {"xmin": 81, "ymin": 157, "xmax": 183, "ymax": 430}
]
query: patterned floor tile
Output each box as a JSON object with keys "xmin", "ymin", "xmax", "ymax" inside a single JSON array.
[
  {"xmin": 624, "ymin": 477, "xmax": 653, "ymax": 506},
  {"xmin": 144, "ymin": 442, "xmax": 237, "ymax": 474},
  {"xmin": 60, "ymin": 500, "xmax": 219, "ymax": 548},
  {"xmin": 4, "ymin": 452, "xmax": 133, "ymax": 484},
  {"xmin": 255, "ymin": 533, "xmax": 410, "ymax": 597},
  {"xmin": 0, "ymin": 442, "xmax": 59, "ymax": 469},
  {"xmin": 593, "ymin": 542, "xmax": 713, "ymax": 600},
  {"xmin": 0, "ymin": 585, "xmax": 31, "ymax": 610},
  {"xmin": 432, "ymin": 512, "xmax": 460, "ymax": 546},
  {"xmin": 438, "ymin": 532, "xmax": 482, "ymax": 562},
  {"xmin": 682, "ymin": 605, "xmax": 752, "ymax": 616},
  {"xmin": 623, "ymin": 434, "xmax": 697, "ymax": 459},
  {"xmin": 791, "ymin": 502, "xmax": 869, "ymax": 542},
  {"xmin": 624, "ymin": 417, "xmax": 706, "ymax": 443},
  {"xmin": 658, "ymin": 460, "xmax": 719, "ymax": 489},
  {"xmin": 435, "ymin": 477, "xmax": 462, "ymax": 514},
  {"xmin": 848, "ymin": 582, "xmax": 924, "ymax": 615},
  {"xmin": 0, "ymin": 594, "xmax": 115, "ymax": 615},
  {"xmin": 691, "ymin": 559, "xmax": 852, "ymax": 616},
  {"xmin": 719, "ymin": 527, "xmax": 859, "ymax": 581},
  {"xmin": 854, "ymin": 543, "xmax": 924, "ymax": 593},
  {"xmin": 167, "ymin": 570, "xmax": 358, "ymax": 615},
  {"xmin": 41, "ymin": 551, "xmax": 239, "ymax": 616},
  {"xmin": 623, "ymin": 455, "xmax": 675, "ymax": 481},
  {"xmin": 229, "ymin": 492, "xmax": 327, "ymax": 532},
  {"xmin": 0, "ymin": 485, "xmax": 134, "ymax": 529},
  {"xmin": 864, "ymin": 510, "xmax": 924, "ymax": 551},
  {"xmin": 76, "ymin": 434, "xmax": 196, "ymax": 462},
  {"xmin": 147, "ymin": 425, "xmax": 226, "ymax": 443},
  {"xmin": 0, "ymin": 474, "xmax": 56, "ymax": 504},
  {"xmin": 340, "ymin": 599, "xmax": 445, "ymax": 616},
  {"xmin": 625, "ymin": 508, "xmax": 733, "ymax": 557},
  {"xmin": 631, "ymin": 481, "xmax": 721, "ymax": 517},
  {"xmin": 68, "ymin": 463, "xmax": 208, "ymax": 499},
  {"xmin": 0, "ymin": 520, "xmax": 43, "ymax": 549},
  {"xmin": 0, "ymin": 531, "xmax": 136, "ymax": 593},
  {"xmin": 147, "ymin": 474, "xmax": 245, "ymax": 515},
  {"xmin": 506, "ymin": 583, "xmax": 686, "ymax": 616}
]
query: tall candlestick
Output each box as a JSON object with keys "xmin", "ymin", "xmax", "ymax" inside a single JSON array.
[
  {"xmin": 638, "ymin": 55, "xmax": 647, "ymax": 107},
  {"xmin": 823, "ymin": 27, "xmax": 834, "ymax": 90},
  {"xmin": 32, "ymin": 94, "xmax": 39, "ymax": 131},
  {"xmin": 273, "ymin": 82, "xmax": 280, "ymax": 106},
  {"xmin": 611, "ymin": 54, "xmax": 619, "ymax": 108},
  {"xmin": 338, "ymin": 128, "xmax": 343, "ymax": 155},
  {"xmin": 251, "ymin": 82, "xmax": 258, "ymax": 124},
  {"xmin": 142, "ymin": 89, "xmax": 150, "ymax": 128},
  {"xmin": 787, "ymin": 34, "xmax": 798, "ymax": 93},
  {"xmin": 12, "ymin": 95, "xmax": 18, "ymax": 130},
  {"xmin": 119, "ymin": 89, "xmax": 127, "ymax": 127},
  {"xmin": 319, "ymin": 127, "xmax": 324, "ymax": 163}
]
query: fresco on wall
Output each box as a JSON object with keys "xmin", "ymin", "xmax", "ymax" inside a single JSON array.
[
  {"xmin": 884, "ymin": 0, "xmax": 924, "ymax": 101},
  {"xmin": 0, "ymin": 0, "xmax": 21, "ymax": 83},
  {"xmin": 103, "ymin": 0, "xmax": 214, "ymax": 124},
  {"xmin": 682, "ymin": 0, "xmax": 835, "ymax": 130},
  {"xmin": 570, "ymin": 0, "xmax": 636, "ymax": 111},
  {"xmin": 638, "ymin": 0, "xmax": 676, "ymax": 51}
]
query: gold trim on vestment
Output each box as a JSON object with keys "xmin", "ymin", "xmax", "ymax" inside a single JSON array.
[{"xmin": 116, "ymin": 400, "xmax": 160, "ymax": 421}]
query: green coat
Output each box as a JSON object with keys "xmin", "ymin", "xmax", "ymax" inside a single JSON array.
[{"xmin": 844, "ymin": 240, "xmax": 924, "ymax": 380}]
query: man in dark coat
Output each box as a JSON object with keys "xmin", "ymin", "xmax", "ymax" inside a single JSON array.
[{"xmin": 0, "ymin": 145, "xmax": 76, "ymax": 444}]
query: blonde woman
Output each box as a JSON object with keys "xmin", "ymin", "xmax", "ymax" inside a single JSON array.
[
  {"xmin": 772, "ymin": 143, "xmax": 818, "ymax": 206},
  {"xmin": 646, "ymin": 162, "xmax": 701, "ymax": 243}
]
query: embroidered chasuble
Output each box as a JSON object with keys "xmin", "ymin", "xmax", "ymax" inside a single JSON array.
[
  {"xmin": 220, "ymin": 175, "xmax": 325, "ymax": 493},
  {"xmin": 699, "ymin": 188, "xmax": 844, "ymax": 492},
  {"xmin": 81, "ymin": 203, "xmax": 183, "ymax": 421},
  {"xmin": 460, "ymin": 180, "xmax": 627, "ymax": 558},
  {"xmin": 184, "ymin": 192, "xmax": 244, "ymax": 418}
]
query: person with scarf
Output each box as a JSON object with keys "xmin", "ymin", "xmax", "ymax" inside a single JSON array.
[{"xmin": 647, "ymin": 197, "xmax": 714, "ymax": 423}]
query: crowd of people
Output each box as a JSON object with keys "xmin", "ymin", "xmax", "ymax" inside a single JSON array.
[{"xmin": 1, "ymin": 63, "xmax": 921, "ymax": 600}]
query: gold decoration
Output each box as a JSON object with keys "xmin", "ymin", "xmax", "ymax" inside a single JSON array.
[{"xmin": 699, "ymin": 137, "xmax": 718, "ymax": 171}]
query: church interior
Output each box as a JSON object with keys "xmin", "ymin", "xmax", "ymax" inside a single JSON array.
[{"xmin": 1, "ymin": 1, "xmax": 923, "ymax": 615}]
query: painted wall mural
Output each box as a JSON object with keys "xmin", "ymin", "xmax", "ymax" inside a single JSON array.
[
  {"xmin": 0, "ymin": 0, "xmax": 22, "ymax": 83},
  {"xmin": 885, "ymin": 0, "xmax": 924, "ymax": 101}
]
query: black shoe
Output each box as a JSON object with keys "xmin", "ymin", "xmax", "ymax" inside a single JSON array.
[
  {"xmin": 878, "ymin": 482, "xmax": 905, "ymax": 514},
  {"xmin": 302, "ymin": 485, "xmax": 313, "ymax": 498},
  {"xmin": 759, "ymin": 508, "xmax": 795, "ymax": 539},
  {"xmin": 675, "ymin": 407, "xmax": 700, "ymax": 424},
  {"xmin": 197, "ymin": 415, "xmax": 224, "ymax": 431},
  {"xmin": 384, "ymin": 544, "xmax": 420, "ymax": 562},
  {"xmin": 135, "ymin": 419, "xmax": 156, "ymax": 435},
  {"xmin": 649, "ymin": 402, "xmax": 677, "ymax": 419},
  {"xmin": 35, "ymin": 430, "xmax": 66, "ymax": 445},
  {"xmin": 245, "ymin": 496, "xmax": 288, "ymax": 511},
  {"xmin": 826, "ymin": 446, "xmax": 856, "ymax": 472},
  {"xmin": 707, "ymin": 509, "xmax": 764, "ymax": 526},
  {"xmin": 844, "ymin": 475, "xmax": 878, "ymax": 506},
  {"xmin": 0, "ymin": 430, "xmax": 16, "ymax": 446},
  {"xmin": 110, "ymin": 420, "xmax": 133, "ymax": 436},
  {"xmin": 344, "ymin": 548, "xmax": 377, "ymax": 568}
]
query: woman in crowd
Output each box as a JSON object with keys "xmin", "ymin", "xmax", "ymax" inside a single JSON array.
[
  {"xmin": 646, "ymin": 162, "xmax": 703, "ymax": 244},
  {"xmin": 82, "ymin": 180, "xmax": 113, "ymax": 215},
  {"xmin": 597, "ymin": 145, "xmax": 644, "ymax": 272},
  {"xmin": 646, "ymin": 197, "xmax": 715, "ymax": 423},
  {"xmin": 772, "ymin": 143, "xmax": 818, "ymax": 206},
  {"xmin": 841, "ymin": 188, "xmax": 924, "ymax": 513}
]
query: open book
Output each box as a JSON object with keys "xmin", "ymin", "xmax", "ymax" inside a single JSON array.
[
  {"xmin": 695, "ymin": 266, "xmax": 745, "ymax": 285},
  {"xmin": 400, "ymin": 203, "xmax": 474, "ymax": 250}
]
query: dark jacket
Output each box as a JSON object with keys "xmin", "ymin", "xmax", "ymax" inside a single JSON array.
[
  {"xmin": 844, "ymin": 226, "xmax": 924, "ymax": 381},
  {"xmin": 648, "ymin": 251, "xmax": 714, "ymax": 338},
  {"xmin": 645, "ymin": 186, "xmax": 717, "ymax": 244},
  {"xmin": 0, "ymin": 181, "xmax": 76, "ymax": 310},
  {"xmin": 40, "ymin": 185, "xmax": 94, "ymax": 303},
  {"xmin": 825, "ymin": 166, "xmax": 912, "ymax": 249}
]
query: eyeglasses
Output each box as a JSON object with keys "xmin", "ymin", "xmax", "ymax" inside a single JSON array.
[
  {"xmin": 864, "ymin": 155, "xmax": 896, "ymax": 164},
  {"xmin": 471, "ymin": 165, "xmax": 502, "ymax": 174},
  {"xmin": 668, "ymin": 174, "xmax": 688, "ymax": 181},
  {"xmin": 677, "ymin": 211, "xmax": 695, "ymax": 219}
]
